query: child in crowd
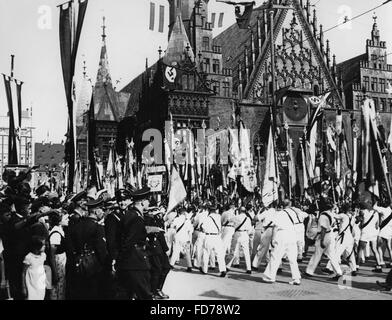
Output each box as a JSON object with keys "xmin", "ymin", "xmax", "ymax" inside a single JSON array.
[{"xmin": 22, "ymin": 236, "xmax": 47, "ymax": 300}]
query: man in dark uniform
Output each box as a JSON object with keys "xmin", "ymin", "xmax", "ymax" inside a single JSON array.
[
  {"xmin": 65, "ymin": 197, "xmax": 108, "ymax": 300},
  {"xmin": 104, "ymin": 189, "xmax": 132, "ymax": 299},
  {"xmin": 116, "ymin": 187, "xmax": 153, "ymax": 300},
  {"xmin": 145, "ymin": 207, "xmax": 171, "ymax": 299}
]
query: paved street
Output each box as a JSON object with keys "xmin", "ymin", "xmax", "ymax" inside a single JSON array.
[{"xmin": 164, "ymin": 253, "xmax": 392, "ymax": 300}]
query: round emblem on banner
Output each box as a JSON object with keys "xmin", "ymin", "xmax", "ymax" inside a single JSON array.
[
  {"xmin": 165, "ymin": 66, "xmax": 177, "ymax": 83},
  {"xmin": 309, "ymin": 96, "xmax": 321, "ymax": 105}
]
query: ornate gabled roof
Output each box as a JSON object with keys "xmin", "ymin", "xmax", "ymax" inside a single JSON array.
[{"xmin": 215, "ymin": 0, "xmax": 342, "ymax": 104}]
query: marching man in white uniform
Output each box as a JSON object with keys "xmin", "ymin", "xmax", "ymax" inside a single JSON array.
[
  {"xmin": 169, "ymin": 208, "xmax": 193, "ymax": 271},
  {"xmin": 304, "ymin": 199, "xmax": 343, "ymax": 280},
  {"xmin": 373, "ymin": 202, "xmax": 392, "ymax": 267},
  {"xmin": 200, "ymin": 204, "xmax": 227, "ymax": 277},
  {"xmin": 252, "ymin": 205, "xmax": 276, "ymax": 270},
  {"xmin": 221, "ymin": 202, "xmax": 236, "ymax": 255},
  {"xmin": 192, "ymin": 204, "xmax": 209, "ymax": 269},
  {"xmin": 226, "ymin": 206, "xmax": 252, "ymax": 273},
  {"xmin": 357, "ymin": 197, "xmax": 383, "ymax": 272},
  {"xmin": 325, "ymin": 203, "xmax": 358, "ymax": 276},
  {"xmin": 261, "ymin": 199, "xmax": 302, "ymax": 285}
]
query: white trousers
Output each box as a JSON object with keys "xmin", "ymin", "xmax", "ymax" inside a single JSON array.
[
  {"xmin": 306, "ymin": 234, "xmax": 343, "ymax": 276},
  {"xmin": 263, "ymin": 230, "xmax": 301, "ymax": 282},
  {"xmin": 170, "ymin": 236, "xmax": 192, "ymax": 268},
  {"xmin": 326, "ymin": 233, "xmax": 357, "ymax": 272},
  {"xmin": 252, "ymin": 228, "xmax": 273, "ymax": 268},
  {"xmin": 251, "ymin": 229, "xmax": 263, "ymax": 259},
  {"xmin": 202, "ymin": 235, "xmax": 226, "ymax": 273},
  {"xmin": 192, "ymin": 232, "xmax": 206, "ymax": 268},
  {"xmin": 221, "ymin": 226, "xmax": 235, "ymax": 255},
  {"xmin": 227, "ymin": 231, "xmax": 251, "ymax": 270},
  {"xmin": 295, "ymin": 224, "xmax": 305, "ymax": 259},
  {"xmin": 166, "ymin": 228, "xmax": 176, "ymax": 256}
]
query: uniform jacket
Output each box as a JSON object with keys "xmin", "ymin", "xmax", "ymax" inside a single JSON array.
[
  {"xmin": 116, "ymin": 207, "xmax": 150, "ymax": 271},
  {"xmin": 104, "ymin": 209, "xmax": 124, "ymax": 261},
  {"xmin": 65, "ymin": 216, "xmax": 108, "ymax": 268}
]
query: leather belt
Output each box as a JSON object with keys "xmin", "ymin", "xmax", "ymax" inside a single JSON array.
[
  {"xmin": 236, "ymin": 230, "xmax": 247, "ymax": 232},
  {"xmin": 205, "ymin": 233, "xmax": 219, "ymax": 235},
  {"xmin": 223, "ymin": 225, "xmax": 234, "ymax": 228}
]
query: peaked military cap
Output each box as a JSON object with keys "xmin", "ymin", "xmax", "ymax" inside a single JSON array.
[
  {"xmin": 115, "ymin": 189, "xmax": 132, "ymax": 202},
  {"xmin": 69, "ymin": 190, "xmax": 87, "ymax": 203},
  {"xmin": 35, "ymin": 185, "xmax": 50, "ymax": 197},
  {"xmin": 85, "ymin": 197, "xmax": 104, "ymax": 209},
  {"xmin": 130, "ymin": 186, "xmax": 151, "ymax": 201}
]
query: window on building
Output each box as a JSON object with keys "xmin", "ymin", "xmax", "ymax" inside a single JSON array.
[
  {"xmin": 212, "ymin": 81, "xmax": 220, "ymax": 95},
  {"xmin": 374, "ymin": 97, "xmax": 379, "ymax": 111},
  {"xmin": 363, "ymin": 76, "xmax": 370, "ymax": 91},
  {"xmin": 389, "ymin": 99, "xmax": 392, "ymax": 112},
  {"xmin": 223, "ymin": 81, "xmax": 230, "ymax": 97},
  {"xmin": 211, "ymin": 13, "xmax": 216, "ymax": 28},
  {"xmin": 355, "ymin": 95, "xmax": 362, "ymax": 109},
  {"xmin": 202, "ymin": 37, "xmax": 210, "ymax": 51},
  {"xmin": 380, "ymin": 78, "xmax": 386, "ymax": 93},
  {"xmin": 380, "ymin": 98, "xmax": 386, "ymax": 111},
  {"xmin": 371, "ymin": 54, "xmax": 377, "ymax": 68},
  {"xmin": 371, "ymin": 77, "xmax": 378, "ymax": 91},
  {"xmin": 204, "ymin": 58, "xmax": 210, "ymax": 73},
  {"xmin": 212, "ymin": 59, "xmax": 220, "ymax": 74}
]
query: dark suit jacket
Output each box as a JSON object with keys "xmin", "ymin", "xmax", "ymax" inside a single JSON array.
[{"xmin": 104, "ymin": 209, "xmax": 124, "ymax": 261}]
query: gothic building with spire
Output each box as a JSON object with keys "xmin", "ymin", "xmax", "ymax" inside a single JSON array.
[
  {"xmin": 120, "ymin": 0, "xmax": 234, "ymax": 158},
  {"xmin": 338, "ymin": 15, "xmax": 392, "ymax": 112},
  {"xmin": 76, "ymin": 17, "xmax": 130, "ymax": 173}
]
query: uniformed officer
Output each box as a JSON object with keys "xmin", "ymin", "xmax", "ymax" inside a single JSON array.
[
  {"xmin": 304, "ymin": 199, "xmax": 343, "ymax": 281},
  {"xmin": 200, "ymin": 203, "xmax": 226, "ymax": 277},
  {"xmin": 116, "ymin": 187, "xmax": 153, "ymax": 300},
  {"xmin": 103, "ymin": 189, "xmax": 131, "ymax": 299},
  {"xmin": 145, "ymin": 207, "xmax": 171, "ymax": 299},
  {"xmin": 65, "ymin": 197, "xmax": 108, "ymax": 300},
  {"xmin": 226, "ymin": 206, "xmax": 252, "ymax": 273}
]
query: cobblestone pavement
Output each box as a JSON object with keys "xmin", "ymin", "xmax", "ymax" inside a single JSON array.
[{"xmin": 164, "ymin": 253, "xmax": 392, "ymax": 300}]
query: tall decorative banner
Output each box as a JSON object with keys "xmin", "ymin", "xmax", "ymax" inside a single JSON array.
[
  {"xmin": 2, "ymin": 74, "xmax": 23, "ymax": 165},
  {"xmin": 59, "ymin": 0, "xmax": 88, "ymax": 193},
  {"xmin": 166, "ymin": 166, "xmax": 187, "ymax": 214},
  {"xmin": 262, "ymin": 124, "xmax": 279, "ymax": 207}
]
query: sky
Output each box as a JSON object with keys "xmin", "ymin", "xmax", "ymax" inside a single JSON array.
[{"xmin": 0, "ymin": 0, "xmax": 391, "ymax": 143}]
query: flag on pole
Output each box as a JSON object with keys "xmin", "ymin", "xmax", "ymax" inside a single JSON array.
[
  {"xmin": 262, "ymin": 124, "xmax": 279, "ymax": 206},
  {"xmin": 166, "ymin": 166, "xmax": 187, "ymax": 214}
]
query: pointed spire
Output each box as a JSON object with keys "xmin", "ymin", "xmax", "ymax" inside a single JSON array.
[
  {"xmin": 250, "ymin": 31, "xmax": 256, "ymax": 67},
  {"xmin": 102, "ymin": 16, "xmax": 106, "ymax": 42},
  {"xmin": 145, "ymin": 58, "xmax": 148, "ymax": 70},
  {"xmin": 164, "ymin": 15, "xmax": 195, "ymax": 65},
  {"xmin": 319, "ymin": 24, "xmax": 324, "ymax": 53},
  {"xmin": 306, "ymin": 0, "xmax": 311, "ymax": 22},
  {"xmin": 312, "ymin": 9, "xmax": 317, "ymax": 36},
  {"xmin": 326, "ymin": 39, "xmax": 331, "ymax": 67},
  {"xmin": 332, "ymin": 54, "xmax": 337, "ymax": 82},
  {"xmin": 257, "ymin": 17, "xmax": 262, "ymax": 53},
  {"xmin": 244, "ymin": 46, "xmax": 249, "ymax": 83},
  {"xmin": 96, "ymin": 16, "xmax": 112, "ymax": 86}
]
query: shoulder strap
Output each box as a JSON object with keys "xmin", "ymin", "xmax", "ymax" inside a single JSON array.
[
  {"xmin": 176, "ymin": 217, "xmax": 186, "ymax": 233},
  {"xmin": 380, "ymin": 211, "xmax": 392, "ymax": 230},
  {"xmin": 49, "ymin": 230, "xmax": 64, "ymax": 240},
  {"xmin": 289, "ymin": 208, "xmax": 302, "ymax": 224},
  {"xmin": 283, "ymin": 209, "xmax": 295, "ymax": 225},
  {"xmin": 320, "ymin": 212, "xmax": 333, "ymax": 227},
  {"xmin": 360, "ymin": 211, "xmax": 375, "ymax": 230},
  {"xmin": 235, "ymin": 216, "xmax": 248, "ymax": 232},
  {"xmin": 209, "ymin": 215, "xmax": 220, "ymax": 233}
]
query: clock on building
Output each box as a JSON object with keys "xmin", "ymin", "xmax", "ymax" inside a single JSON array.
[{"xmin": 283, "ymin": 94, "xmax": 308, "ymax": 122}]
